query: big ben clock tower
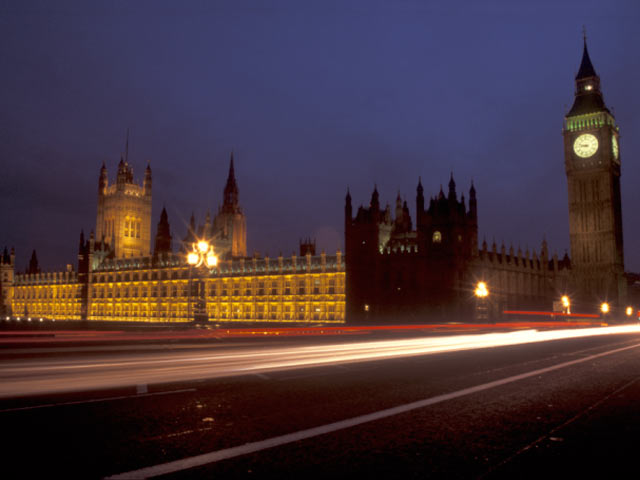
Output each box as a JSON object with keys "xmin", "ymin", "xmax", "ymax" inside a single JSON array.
[{"xmin": 564, "ymin": 37, "xmax": 625, "ymax": 308}]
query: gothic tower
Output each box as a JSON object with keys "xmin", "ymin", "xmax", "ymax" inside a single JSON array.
[
  {"xmin": 95, "ymin": 145, "xmax": 152, "ymax": 258},
  {"xmin": 154, "ymin": 207, "xmax": 173, "ymax": 256},
  {"xmin": 0, "ymin": 247, "xmax": 15, "ymax": 315},
  {"xmin": 563, "ymin": 37, "xmax": 625, "ymax": 307},
  {"xmin": 212, "ymin": 153, "xmax": 247, "ymax": 258}
]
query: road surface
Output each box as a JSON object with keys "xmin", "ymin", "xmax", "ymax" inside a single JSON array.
[{"xmin": 1, "ymin": 325, "xmax": 639, "ymax": 478}]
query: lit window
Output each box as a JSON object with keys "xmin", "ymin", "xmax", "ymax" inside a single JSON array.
[{"xmin": 432, "ymin": 231, "xmax": 442, "ymax": 243}]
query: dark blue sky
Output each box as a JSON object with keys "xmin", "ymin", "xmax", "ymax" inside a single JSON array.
[{"xmin": 2, "ymin": 0, "xmax": 639, "ymax": 271}]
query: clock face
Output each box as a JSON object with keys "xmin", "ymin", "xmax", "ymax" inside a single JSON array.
[
  {"xmin": 573, "ymin": 133, "xmax": 599, "ymax": 158},
  {"xmin": 612, "ymin": 135, "xmax": 619, "ymax": 159}
]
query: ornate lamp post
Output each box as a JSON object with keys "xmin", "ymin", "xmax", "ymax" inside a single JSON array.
[{"xmin": 187, "ymin": 240, "xmax": 218, "ymax": 323}]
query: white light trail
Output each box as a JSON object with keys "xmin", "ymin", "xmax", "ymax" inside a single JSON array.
[{"xmin": 1, "ymin": 325, "xmax": 639, "ymax": 398}]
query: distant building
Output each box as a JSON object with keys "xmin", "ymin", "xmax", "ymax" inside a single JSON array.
[
  {"xmin": 344, "ymin": 38, "xmax": 628, "ymax": 322},
  {"xmin": 346, "ymin": 180, "xmax": 570, "ymax": 323},
  {"xmin": 8, "ymin": 152, "xmax": 344, "ymax": 324}
]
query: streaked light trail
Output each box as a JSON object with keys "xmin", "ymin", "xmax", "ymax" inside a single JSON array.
[{"xmin": 1, "ymin": 325, "xmax": 639, "ymax": 398}]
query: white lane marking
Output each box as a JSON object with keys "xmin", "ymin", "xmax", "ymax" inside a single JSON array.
[
  {"xmin": 0, "ymin": 388, "xmax": 196, "ymax": 413},
  {"xmin": 105, "ymin": 341, "xmax": 640, "ymax": 479}
]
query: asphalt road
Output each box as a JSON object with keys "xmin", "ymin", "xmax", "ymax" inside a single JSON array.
[{"xmin": 2, "ymin": 326, "xmax": 640, "ymax": 479}]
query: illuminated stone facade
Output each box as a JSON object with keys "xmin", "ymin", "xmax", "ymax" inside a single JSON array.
[
  {"xmin": 11, "ymin": 267, "xmax": 83, "ymax": 321},
  {"xmin": 8, "ymin": 251, "xmax": 344, "ymax": 324},
  {"xmin": 6, "ymin": 153, "xmax": 345, "ymax": 324},
  {"xmin": 96, "ymin": 158, "xmax": 152, "ymax": 258},
  {"xmin": 87, "ymin": 252, "xmax": 344, "ymax": 323}
]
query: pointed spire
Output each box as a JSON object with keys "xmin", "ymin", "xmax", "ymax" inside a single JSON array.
[
  {"xmin": 568, "ymin": 32, "xmax": 607, "ymax": 116},
  {"xmin": 370, "ymin": 184, "xmax": 380, "ymax": 212},
  {"xmin": 98, "ymin": 162, "xmax": 108, "ymax": 193},
  {"xmin": 447, "ymin": 173, "xmax": 457, "ymax": 202},
  {"xmin": 27, "ymin": 249, "xmax": 39, "ymax": 274},
  {"xmin": 416, "ymin": 177, "xmax": 424, "ymax": 226},
  {"xmin": 395, "ymin": 192, "xmax": 403, "ymax": 225},
  {"xmin": 203, "ymin": 210, "xmax": 211, "ymax": 237},
  {"xmin": 144, "ymin": 161, "xmax": 152, "ymax": 195},
  {"xmin": 223, "ymin": 151, "xmax": 239, "ymax": 208},
  {"xmin": 154, "ymin": 207, "xmax": 172, "ymax": 255},
  {"xmin": 345, "ymin": 187, "xmax": 353, "ymax": 223},
  {"xmin": 576, "ymin": 30, "xmax": 597, "ymax": 79}
]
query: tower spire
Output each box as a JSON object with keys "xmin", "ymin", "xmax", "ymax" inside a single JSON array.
[
  {"xmin": 223, "ymin": 151, "xmax": 239, "ymax": 209},
  {"xmin": 567, "ymin": 34, "xmax": 607, "ymax": 117},
  {"xmin": 576, "ymin": 33, "xmax": 597, "ymax": 80}
]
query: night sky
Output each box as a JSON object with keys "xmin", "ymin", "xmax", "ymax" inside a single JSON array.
[{"xmin": 1, "ymin": 1, "xmax": 639, "ymax": 272}]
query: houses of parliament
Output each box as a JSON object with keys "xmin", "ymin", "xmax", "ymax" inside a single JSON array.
[{"xmin": 0, "ymin": 40, "xmax": 634, "ymax": 324}]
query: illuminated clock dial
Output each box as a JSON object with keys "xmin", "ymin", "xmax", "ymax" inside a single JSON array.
[
  {"xmin": 573, "ymin": 133, "xmax": 598, "ymax": 158},
  {"xmin": 612, "ymin": 135, "xmax": 619, "ymax": 160}
]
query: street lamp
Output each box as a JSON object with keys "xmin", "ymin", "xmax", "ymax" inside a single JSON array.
[
  {"xmin": 626, "ymin": 306, "xmax": 633, "ymax": 317},
  {"xmin": 475, "ymin": 281, "xmax": 489, "ymax": 298},
  {"xmin": 600, "ymin": 302, "xmax": 610, "ymax": 315},
  {"xmin": 474, "ymin": 281, "xmax": 489, "ymax": 322},
  {"xmin": 561, "ymin": 295, "xmax": 571, "ymax": 315},
  {"xmin": 187, "ymin": 240, "xmax": 218, "ymax": 323}
]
